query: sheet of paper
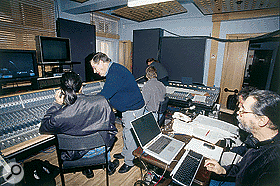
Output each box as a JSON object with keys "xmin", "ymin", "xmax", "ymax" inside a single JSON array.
[
  {"xmin": 172, "ymin": 114, "xmax": 239, "ymax": 144},
  {"xmin": 191, "ymin": 123, "xmax": 234, "ymax": 144},
  {"xmin": 172, "ymin": 119, "xmax": 193, "ymax": 136},
  {"xmin": 184, "ymin": 138, "xmax": 223, "ymax": 161},
  {"xmin": 193, "ymin": 115, "xmax": 239, "ymax": 135}
]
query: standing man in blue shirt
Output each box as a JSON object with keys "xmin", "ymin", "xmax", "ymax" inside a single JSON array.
[{"xmin": 86, "ymin": 52, "xmax": 145, "ymax": 173}]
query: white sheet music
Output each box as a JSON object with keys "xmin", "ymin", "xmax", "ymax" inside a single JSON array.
[
  {"xmin": 193, "ymin": 115, "xmax": 239, "ymax": 135},
  {"xmin": 172, "ymin": 115, "xmax": 239, "ymax": 144}
]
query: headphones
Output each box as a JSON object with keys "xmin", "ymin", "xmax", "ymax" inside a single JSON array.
[
  {"xmin": 244, "ymin": 134, "xmax": 280, "ymax": 149},
  {"xmin": 244, "ymin": 134, "xmax": 260, "ymax": 148}
]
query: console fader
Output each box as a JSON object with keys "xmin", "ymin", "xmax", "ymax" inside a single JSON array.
[{"xmin": 0, "ymin": 81, "xmax": 104, "ymax": 156}]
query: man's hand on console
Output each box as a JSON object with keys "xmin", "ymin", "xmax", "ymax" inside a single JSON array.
[{"xmin": 204, "ymin": 159, "xmax": 226, "ymax": 175}]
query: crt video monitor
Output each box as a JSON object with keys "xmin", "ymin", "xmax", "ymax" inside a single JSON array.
[
  {"xmin": 0, "ymin": 49, "xmax": 38, "ymax": 80},
  {"xmin": 36, "ymin": 35, "xmax": 71, "ymax": 63}
]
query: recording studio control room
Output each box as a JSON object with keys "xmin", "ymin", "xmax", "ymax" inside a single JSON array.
[{"xmin": 0, "ymin": 0, "xmax": 280, "ymax": 186}]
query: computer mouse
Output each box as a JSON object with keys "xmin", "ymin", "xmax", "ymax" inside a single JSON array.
[{"xmin": 203, "ymin": 143, "xmax": 215, "ymax": 150}]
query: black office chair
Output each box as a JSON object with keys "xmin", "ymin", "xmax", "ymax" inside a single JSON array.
[
  {"xmin": 55, "ymin": 132, "xmax": 109, "ymax": 186},
  {"xmin": 158, "ymin": 96, "xmax": 169, "ymax": 127},
  {"xmin": 224, "ymin": 88, "xmax": 239, "ymax": 110}
]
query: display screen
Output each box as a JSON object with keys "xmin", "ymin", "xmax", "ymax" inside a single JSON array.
[
  {"xmin": 37, "ymin": 36, "xmax": 71, "ymax": 63},
  {"xmin": 131, "ymin": 112, "xmax": 161, "ymax": 147},
  {"xmin": 0, "ymin": 49, "xmax": 38, "ymax": 80}
]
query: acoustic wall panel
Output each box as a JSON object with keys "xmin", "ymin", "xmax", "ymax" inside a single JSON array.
[
  {"xmin": 56, "ymin": 18, "xmax": 96, "ymax": 81},
  {"xmin": 132, "ymin": 28, "xmax": 163, "ymax": 79},
  {"xmin": 160, "ymin": 37, "xmax": 206, "ymax": 83}
]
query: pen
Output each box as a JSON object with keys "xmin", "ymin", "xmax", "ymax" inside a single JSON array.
[{"xmin": 205, "ymin": 130, "xmax": 210, "ymax": 136}]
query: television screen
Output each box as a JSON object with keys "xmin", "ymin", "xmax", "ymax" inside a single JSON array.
[
  {"xmin": 0, "ymin": 49, "xmax": 38, "ymax": 80},
  {"xmin": 36, "ymin": 36, "xmax": 71, "ymax": 63}
]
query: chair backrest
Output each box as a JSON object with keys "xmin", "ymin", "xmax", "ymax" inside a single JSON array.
[
  {"xmin": 55, "ymin": 132, "xmax": 110, "ymax": 186},
  {"xmin": 158, "ymin": 96, "xmax": 169, "ymax": 114},
  {"xmin": 57, "ymin": 132, "xmax": 106, "ymax": 151},
  {"xmin": 226, "ymin": 94, "xmax": 238, "ymax": 110}
]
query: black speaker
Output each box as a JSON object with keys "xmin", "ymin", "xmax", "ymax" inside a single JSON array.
[
  {"xmin": 56, "ymin": 18, "xmax": 96, "ymax": 82},
  {"xmin": 160, "ymin": 37, "xmax": 206, "ymax": 82},
  {"xmin": 132, "ymin": 28, "xmax": 163, "ymax": 79},
  {"xmin": 37, "ymin": 77, "xmax": 61, "ymax": 89}
]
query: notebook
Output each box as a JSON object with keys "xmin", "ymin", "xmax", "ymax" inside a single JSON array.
[{"xmin": 131, "ymin": 112, "xmax": 185, "ymax": 165}]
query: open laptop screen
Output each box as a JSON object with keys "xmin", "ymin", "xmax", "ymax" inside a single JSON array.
[{"xmin": 131, "ymin": 112, "xmax": 161, "ymax": 147}]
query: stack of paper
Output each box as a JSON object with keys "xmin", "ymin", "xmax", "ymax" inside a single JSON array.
[{"xmin": 172, "ymin": 114, "xmax": 239, "ymax": 144}]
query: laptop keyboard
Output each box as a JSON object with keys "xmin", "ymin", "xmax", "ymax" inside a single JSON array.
[
  {"xmin": 172, "ymin": 150, "xmax": 203, "ymax": 186},
  {"xmin": 148, "ymin": 136, "xmax": 172, "ymax": 154}
]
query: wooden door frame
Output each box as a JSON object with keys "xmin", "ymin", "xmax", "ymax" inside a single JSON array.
[
  {"xmin": 119, "ymin": 40, "xmax": 133, "ymax": 72},
  {"xmin": 219, "ymin": 33, "xmax": 265, "ymax": 114}
]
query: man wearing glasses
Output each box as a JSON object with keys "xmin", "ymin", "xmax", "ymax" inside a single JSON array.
[{"xmin": 205, "ymin": 90, "xmax": 280, "ymax": 186}]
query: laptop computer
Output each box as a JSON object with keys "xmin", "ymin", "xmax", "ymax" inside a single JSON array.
[{"xmin": 131, "ymin": 112, "xmax": 185, "ymax": 165}]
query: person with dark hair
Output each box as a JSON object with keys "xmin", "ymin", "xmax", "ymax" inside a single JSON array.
[
  {"xmin": 87, "ymin": 52, "xmax": 145, "ymax": 173},
  {"xmin": 237, "ymin": 86, "xmax": 258, "ymax": 109},
  {"xmin": 142, "ymin": 66, "xmax": 166, "ymax": 121},
  {"xmin": 205, "ymin": 90, "xmax": 280, "ymax": 186},
  {"xmin": 146, "ymin": 58, "xmax": 169, "ymax": 85},
  {"xmin": 39, "ymin": 72, "xmax": 119, "ymax": 178}
]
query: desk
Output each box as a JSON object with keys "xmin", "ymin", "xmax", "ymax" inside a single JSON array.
[
  {"xmin": 133, "ymin": 134, "xmax": 211, "ymax": 186},
  {"xmin": 2, "ymin": 135, "xmax": 55, "ymax": 160},
  {"xmin": 38, "ymin": 62, "xmax": 81, "ymax": 77}
]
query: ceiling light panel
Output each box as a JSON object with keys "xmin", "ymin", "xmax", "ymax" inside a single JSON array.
[
  {"xmin": 113, "ymin": 0, "xmax": 187, "ymax": 22},
  {"xmin": 127, "ymin": 0, "xmax": 174, "ymax": 7},
  {"xmin": 193, "ymin": 0, "xmax": 280, "ymax": 15}
]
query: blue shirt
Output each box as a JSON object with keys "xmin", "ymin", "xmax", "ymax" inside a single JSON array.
[{"xmin": 100, "ymin": 63, "xmax": 144, "ymax": 112}]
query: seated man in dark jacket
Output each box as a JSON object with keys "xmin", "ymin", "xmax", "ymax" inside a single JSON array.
[
  {"xmin": 39, "ymin": 72, "xmax": 119, "ymax": 178},
  {"xmin": 205, "ymin": 90, "xmax": 280, "ymax": 186}
]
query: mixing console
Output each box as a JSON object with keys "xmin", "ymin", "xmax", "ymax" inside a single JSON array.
[
  {"xmin": 166, "ymin": 82, "xmax": 220, "ymax": 109},
  {"xmin": 82, "ymin": 81, "xmax": 104, "ymax": 95},
  {"xmin": 20, "ymin": 89, "xmax": 56, "ymax": 109},
  {"xmin": 0, "ymin": 89, "xmax": 55, "ymax": 151},
  {"xmin": 0, "ymin": 81, "xmax": 104, "ymax": 157},
  {"xmin": 166, "ymin": 91, "xmax": 194, "ymax": 102},
  {"xmin": 0, "ymin": 95, "xmax": 22, "ymax": 113}
]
